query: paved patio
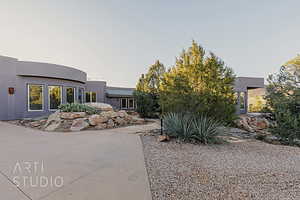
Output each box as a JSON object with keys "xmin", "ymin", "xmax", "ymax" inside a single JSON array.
[{"xmin": 0, "ymin": 121, "xmax": 156, "ymax": 200}]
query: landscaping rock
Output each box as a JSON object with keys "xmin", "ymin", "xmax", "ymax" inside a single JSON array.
[
  {"xmin": 102, "ymin": 111, "xmax": 118, "ymax": 118},
  {"xmin": 30, "ymin": 121, "xmax": 42, "ymax": 128},
  {"xmin": 44, "ymin": 110, "xmax": 60, "ymax": 127},
  {"xmin": 84, "ymin": 102, "xmax": 113, "ymax": 111},
  {"xmin": 60, "ymin": 112, "xmax": 86, "ymax": 120},
  {"xmin": 117, "ymin": 110, "xmax": 128, "ymax": 118},
  {"xmin": 106, "ymin": 119, "xmax": 115, "ymax": 128},
  {"xmin": 88, "ymin": 114, "xmax": 108, "ymax": 126},
  {"xmin": 115, "ymin": 117, "xmax": 127, "ymax": 126},
  {"xmin": 158, "ymin": 135, "xmax": 170, "ymax": 142},
  {"xmin": 95, "ymin": 123, "xmax": 107, "ymax": 130},
  {"xmin": 234, "ymin": 114, "xmax": 275, "ymax": 133},
  {"xmin": 131, "ymin": 117, "xmax": 145, "ymax": 125},
  {"xmin": 70, "ymin": 118, "xmax": 89, "ymax": 132},
  {"xmin": 32, "ymin": 109, "xmax": 146, "ymax": 132},
  {"xmin": 44, "ymin": 120, "xmax": 62, "ymax": 131}
]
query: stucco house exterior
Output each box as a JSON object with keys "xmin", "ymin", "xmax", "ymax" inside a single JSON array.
[
  {"xmin": 0, "ymin": 55, "xmax": 264, "ymax": 120},
  {"xmin": 0, "ymin": 55, "xmax": 135, "ymax": 120}
]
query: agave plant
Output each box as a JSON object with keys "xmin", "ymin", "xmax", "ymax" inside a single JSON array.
[
  {"xmin": 163, "ymin": 112, "xmax": 223, "ymax": 144},
  {"xmin": 163, "ymin": 112, "xmax": 194, "ymax": 141},
  {"xmin": 191, "ymin": 115, "xmax": 223, "ymax": 144}
]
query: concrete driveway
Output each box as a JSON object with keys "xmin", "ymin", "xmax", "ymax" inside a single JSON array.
[{"xmin": 0, "ymin": 121, "xmax": 156, "ymax": 200}]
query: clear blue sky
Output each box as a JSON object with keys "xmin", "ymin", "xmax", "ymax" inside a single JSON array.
[{"xmin": 0, "ymin": 0, "xmax": 299, "ymax": 87}]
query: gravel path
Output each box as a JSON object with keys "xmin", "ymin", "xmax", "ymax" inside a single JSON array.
[{"xmin": 141, "ymin": 136, "xmax": 300, "ymax": 200}]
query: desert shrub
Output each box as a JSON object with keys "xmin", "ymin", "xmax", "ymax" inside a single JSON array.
[
  {"xmin": 133, "ymin": 91, "xmax": 160, "ymax": 118},
  {"xmin": 163, "ymin": 112, "xmax": 223, "ymax": 144},
  {"xmin": 271, "ymin": 108, "xmax": 300, "ymax": 144},
  {"xmin": 265, "ymin": 64, "xmax": 300, "ymax": 144},
  {"xmin": 58, "ymin": 103, "xmax": 98, "ymax": 115}
]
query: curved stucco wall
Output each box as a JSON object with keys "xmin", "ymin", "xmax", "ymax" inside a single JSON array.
[{"xmin": 17, "ymin": 61, "xmax": 87, "ymax": 83}]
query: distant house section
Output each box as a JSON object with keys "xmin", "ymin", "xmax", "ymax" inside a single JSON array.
[
  {"xmin": 233, "ymin": 77, "xmax": 265, "ymax": 114},
  {"xmin": 105, "ymin": 87, "xmax": 135, "ymax": 110}
]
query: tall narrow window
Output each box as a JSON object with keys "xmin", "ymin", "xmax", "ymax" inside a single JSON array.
[
  {"xmin": 49, "ymin": 86, "xmax": 62, "ymax": 110},
  {"xmin": 78, "ymin": 88, "xmax": 84, "ymax": 103},
  {"xmin": 240, "ymin": 92, "xmax": 246, "ymax": 110},
  {"xmin": 121, "ymin": 98, "xmax": 127, "ymax": 109},
  {"xmin": 66, "ymin": 87, "xmax": 75, "ymax": 104},
  {"xmin": 91, "ymin": 92, "xmax": 96, "ymax": 103},
  {"xmin": 28, "ymin": 85, "xmax": 43, "ymax": 111},
  {"xmin": 128, "ymin": 98, "xmax": 134, "ymax": 109},
  {"xmin": 85, "ymin": 92, "xmax": 91, "ymax": 103},
  {"xmin": 85, "ymin": 92, "xmax": 97, "ymax": 103}
]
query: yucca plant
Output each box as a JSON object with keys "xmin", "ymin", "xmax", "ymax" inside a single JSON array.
[
  {"xmin": 191, "ymin": 115, "xmax": 223, "ymax": 144},
  {"xmin": 163, "ymin": 112, "xmax": 223, "ymax": 144}
]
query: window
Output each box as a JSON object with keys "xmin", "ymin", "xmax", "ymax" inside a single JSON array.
[
  {"xmin": 66, "ymin": 87, "xmax": 75, "ymax": 104},
  {"xmin": 85, "ymin": 92, "xmax": 97, "ymax": 103},
  {"xmin": 92, "ymin": 92, "xmax": 96, "ymax": 103},
  {"xmin": 128, "ymin": 98, "xmax": 134, "ymax": 109},
  {"xmin": 240, "ymin": 92, "xmax": 246, "ymax": 110},
  {"xmin": 28, "ymin": 84, "xmax": 44, "ymax": 111},
  {"xmin": 121, "ymin": 98, "xmax": 127, "ymax": 109},
  {"xmin": 48, "ymin": 86, "xmax": 62, "ymax": 110},
  {"xmin": 78, "ymin": 88, "xmax": 84, "ymax": 103}
]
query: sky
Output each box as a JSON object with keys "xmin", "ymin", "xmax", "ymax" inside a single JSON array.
[{"xmin": 0, "ymin": 0, "xmax": 299, "ymax": 87}]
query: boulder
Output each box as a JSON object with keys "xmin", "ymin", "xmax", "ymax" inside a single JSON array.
[
  {"xmin": 95, "ymin": 123, "xmax": 107, "ymax": 130},
  {"xmin": 30, "ymin": 121, "xmax": 42, "ymax": 128},
  {"xmin": 44, "ymin": 120, "xmax": 62, "ymax": 131},
  {"xmin": 117, "ymin": 110, "xmax": 128, "ymax": 118},
  {"xmin": 101, "ymin": 111, "xmax": 118, "ymax": 118},
  {"xmin": 44, "ymin": 110, "xmax": 61, "ymax": 127},
  {"xmin": 70, "ymin": 118, "xmax": 89, "ymax": 132},
  {"xmin": 60, "ymin": 112, "xmax": 86, "ymax": 120},
  {"xmin": 106, "ymin": 119, "xmax": 115, "ymax": 129},
  {"xmin": 84, "ymin": 103, "xmax": 113, "ymax": 111},
  {"xmin": 88, "ymin": 114, "xmax": 108, "ymax": 126},
  {"xmin": 234, "ymin": 116, "xmax": 255, "ymax": 132},
  {"xmin": 158, "ymin": 135, "xmax": 170, "ymax": 142},
  {"xmin": 131, "ymin": 117, "xmax": 145, "ymax": 125},
  {"xmin": 114, "ymin": 117, "xmax": 127, "ymax": 126}
]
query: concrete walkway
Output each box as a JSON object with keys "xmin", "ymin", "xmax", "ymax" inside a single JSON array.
[{"xmin": 0, "ymin": 121, "xmax": 157, "ymax": 200}]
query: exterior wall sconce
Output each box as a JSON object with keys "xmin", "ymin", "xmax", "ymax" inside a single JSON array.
[{"xmin": 8, "ymin": 87, "xmax": 15, "ymax": 95}]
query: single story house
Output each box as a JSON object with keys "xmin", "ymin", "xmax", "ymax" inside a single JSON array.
[
  {"xmin": 0, "ymin": 55, "xmax": 264, "ymax": 120},
  {"xmin": 0, "ymin": 55, "xmax": 135, "ymax": 120}
]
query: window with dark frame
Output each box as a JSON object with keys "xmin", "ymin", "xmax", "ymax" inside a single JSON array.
[
  {"xmin": 49, "ymin": 86, "xmax": 62, "ymax": 110},
  {"xmin": 66, "ymin": 87, "xmax": 75, "ymax": 104},
  {"xmin": 121, "ymin": 98, "xmax": 127, "ymax": 109},
  {"xmin": 28, "ymin": 84, "xmax": 43, "ymax": 111},
  {"xmin": 128, "ymin": 98, "xmax": 134, "ymax": 109}
]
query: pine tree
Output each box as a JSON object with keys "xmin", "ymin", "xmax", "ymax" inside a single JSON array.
[{"xmin": 159, "ymin": 41, "xmax": 236, "ymax": 123}]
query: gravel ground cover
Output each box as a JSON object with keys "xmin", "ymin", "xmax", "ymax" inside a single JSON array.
[{"xmin": 141, "ymin": 135, "xmax": 300, "ymax": 200}]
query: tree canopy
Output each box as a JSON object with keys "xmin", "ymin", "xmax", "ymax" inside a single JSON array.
[{"xmin": 159, "ymin": 41, "xmax": 236, "ymax": 123}]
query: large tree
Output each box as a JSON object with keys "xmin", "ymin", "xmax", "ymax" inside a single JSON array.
[
  {"xmin": 134, "ymin": 60, "xmax": 166, "ymax": 118},
  {"xmin": 136, "ymin": 60, "xmax": 165, "ymax": 94},
  {"xmin": 159, "ymin": 41, "xmax": 236, "ymax": 123}
]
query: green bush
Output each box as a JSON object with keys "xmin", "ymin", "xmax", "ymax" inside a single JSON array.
[
  {"xmin": 271, "ymin": 109, "xmax": 300, "ymax": 144},
  {"xmin": 133, "ymin": 90, "xmax": 160, "ymax": 118},
  {"xmin": 265, "ymin": 65, "xmax": 300, "ymax": 144},
  {"xmin": 163, "ymin": 112, "xmax": 223, "ymax": 144},
  {"xmin": 58, "ymin": 103, "xmax": 98, "ymax": 115}
]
